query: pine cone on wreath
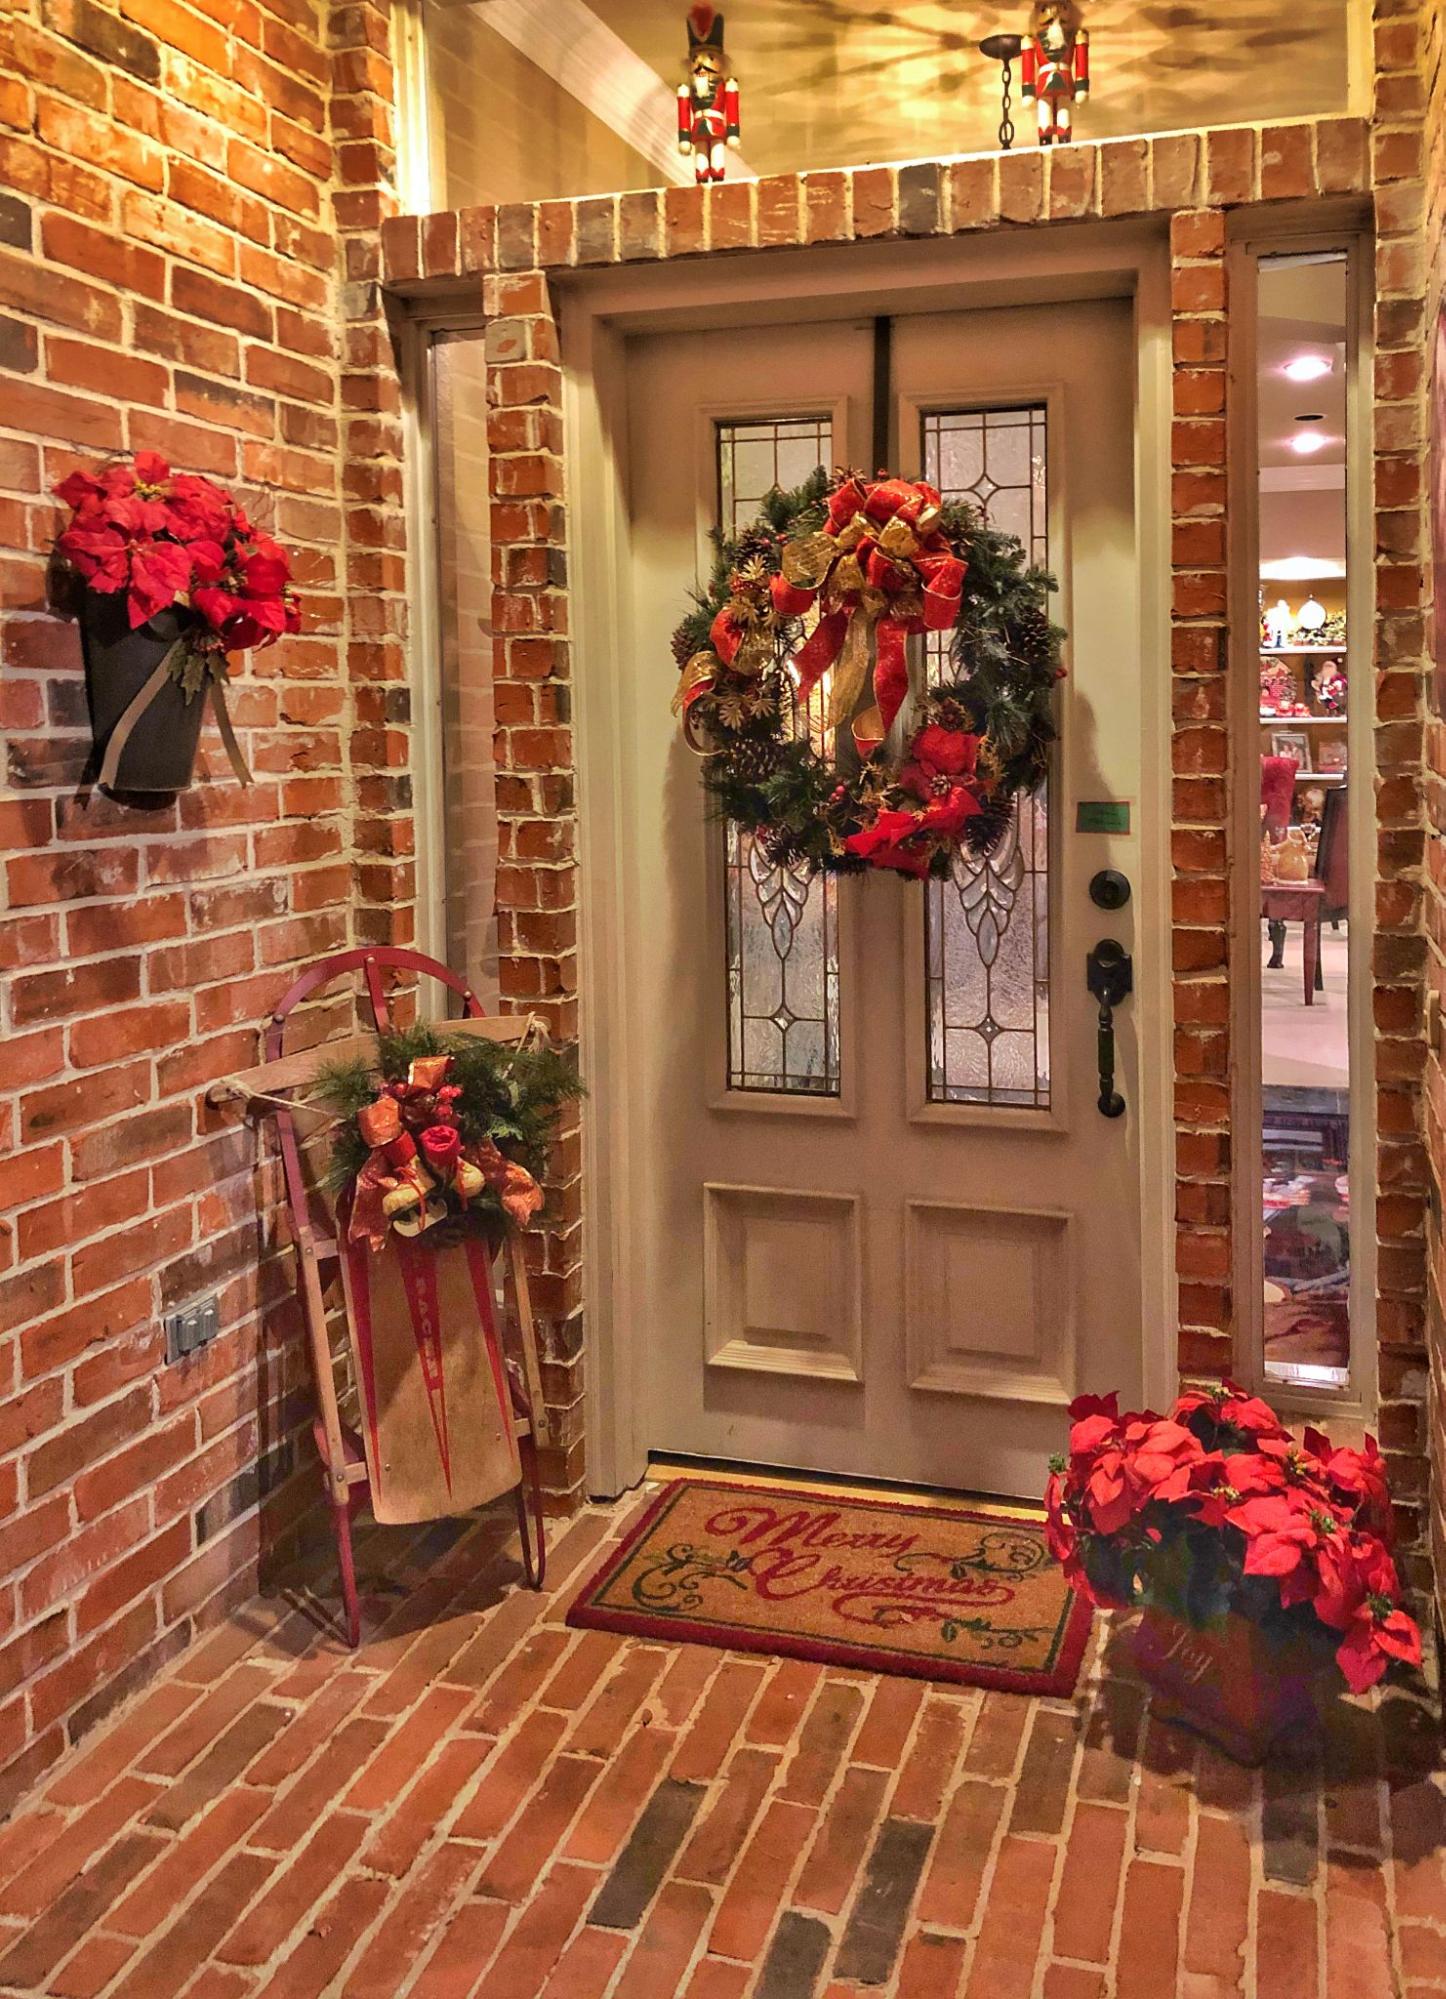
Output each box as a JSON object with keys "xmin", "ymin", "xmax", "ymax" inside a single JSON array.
[
  {"xmin": 1009, "ymin": 608, "xmax": 1054, "ymax": 673},
  {"xmin": 728, "ymin": 735, "xmax": 785, "ymax": 788}
]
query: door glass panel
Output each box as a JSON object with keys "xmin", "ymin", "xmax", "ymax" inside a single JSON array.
[
  {"xmin": 1255, "ymin": 251, "xmax": 1352, "ymax": 1392},
  {"xmin": 922, "ymin": 407, "xmax": 1051, "ymax": 1108},
  {"xmin": 716, "ymin": 417, "xmax": 840, "ymax": 1095}
]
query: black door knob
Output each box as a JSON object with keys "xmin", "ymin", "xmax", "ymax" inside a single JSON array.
[{"xmin": 1089, "ymin": 868, "xmax": 1131, "ymax": 911}]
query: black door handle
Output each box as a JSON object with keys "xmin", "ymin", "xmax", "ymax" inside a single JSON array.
[{"xmin": 1086, "ymin": 938, "xmax": 1132, "ymax": 1119}]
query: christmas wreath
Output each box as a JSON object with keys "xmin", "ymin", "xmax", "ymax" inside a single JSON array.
[
  {"xmin": 671, "ymin": 468, "xmax": 1064, "ymax": 878},
  {"xmin": 312, "ymin": 1025, "xmax": 583, "ymax": 1252}
]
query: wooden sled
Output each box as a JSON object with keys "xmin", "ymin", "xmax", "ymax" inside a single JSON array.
[{"xmin": 210, "ymin": 946, "xmax": 549, "ymax": 1646}]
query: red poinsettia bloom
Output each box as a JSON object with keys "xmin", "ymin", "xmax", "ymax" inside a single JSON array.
[
  {"xmin": 842, "ymin": 808, "xmax": 935, "ymax": 878},
  {"xmin": 918, "ymin": 785, "xmax": 982, "ymax": 839},
  {"xmin": 56, "ymin": 523, "xmax": 129, "ymax": 590},
  {"xmin": 916, "ymin": 723, "xmax": 977, "ymax": 773},
  {"xmin": 1304, "ymin": 1428, "xmax": 1393, "ymax": 1540},
  {"xmin": 1048, "ymin": 1383, "xmax": 1423, "ymax": 1701},
  {"xmin": 54, "ymin": 452, "xmax": 300, "ymax": 648},
  {"xmin": 127, "ymin": 540, "xmax": 195, "ymax": 625},
  {"xmin": 1122, "ymin": 1418, "xmax": 1207, "ymax": 1503},
  {"xmin": 1310, "ymin": 1530, "xmax": 1398, "ymax": 1633},
  {"xmin": 900, "ymin": 723, "xmax": 980, "ymax": 800},
  {"xmin": 1227, "ymin": 1489, "xmax": 1349, "ymax": 1608},
  {"xmin": 1336, "ymin": 1598, "xmax": 1423, "ymax": 1694},
  {"xmin": 1171, "ymin": 1379, "xmax": 1290, "ymax": 1441}
]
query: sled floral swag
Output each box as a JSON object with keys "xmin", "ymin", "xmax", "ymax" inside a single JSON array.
[
  {"xmin": 671, "ymin": 466, "xmax": 1063, "ymax": 879},
  {"xmin": 312, "ymin": 1025, "xmax": 584, "ymax": 1253}
]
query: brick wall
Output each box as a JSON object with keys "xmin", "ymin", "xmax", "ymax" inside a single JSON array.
[
  {"xmin": 381, "ymin": 104, "xmax": 1437, "ymax": 1607},
  {"xmin": 1419, "ymin": 0, "xmax": 1446, "ymax": 1650},
  {"xmin": 0, "ymin": 0, "xmax": 401, "ymax": 1811}
]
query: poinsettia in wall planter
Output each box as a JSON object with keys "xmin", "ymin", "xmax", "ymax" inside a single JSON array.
[
  {"xmin": 53, "ymin": 452, "xmax": 300, "ymax": 799},
  {"xmin": 1045, "ymin": 1384, "xmax": 1421, "ymax": 1764}
]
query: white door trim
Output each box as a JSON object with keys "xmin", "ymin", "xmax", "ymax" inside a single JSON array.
[{"xmin": 564, "ymin": 224, "xmax": 1177, "ymax": 1496}]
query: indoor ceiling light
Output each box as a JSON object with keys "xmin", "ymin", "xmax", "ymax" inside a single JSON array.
[
  {"xmin": 1284, "ymin": 353, "xmax": 1333, "ymax": 383},
  {"xmin": 1260, "ymin": 556, "xmax": 1346, "ymax": 581},
  {"xmin": 1290, "ymin": 428, "xmax": 1330, "ymax": 456}
]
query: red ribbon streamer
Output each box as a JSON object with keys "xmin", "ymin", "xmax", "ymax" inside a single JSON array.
[{"xmin": 786, "ymin": 478, "xmax": 967, "ymax": 746}]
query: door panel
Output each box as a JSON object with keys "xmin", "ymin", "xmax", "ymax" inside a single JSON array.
[{"xmin": 623, "ymin": 299, "xmax": 1142, "ymax": 1497}]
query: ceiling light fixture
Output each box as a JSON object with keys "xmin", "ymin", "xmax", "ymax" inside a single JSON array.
[
  {"xmin": 1284, "ymin": 353, "xmax": 1333, "ymax": 383},
  {"xmin": 1290, "ymin": 432, "xmax": 1330, "ymax": 455}
]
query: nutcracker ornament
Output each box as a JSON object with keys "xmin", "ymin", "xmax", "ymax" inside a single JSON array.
[
  {"xmin": 678, "ymin": 4, "xmax": 739, "ymax": 185},
  {"xmin": 1021, "ymin": 0, "xmax": 1090, "ymax": 146}
]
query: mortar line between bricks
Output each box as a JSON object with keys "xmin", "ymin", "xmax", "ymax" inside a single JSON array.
[
  {"xmin": 1100, "ymin": 1636, "xmax": 1147, "ymax": 1996},
  {"xmin": 650, "ymin": 1662, "xmax": 867, "ymax": 1990},
  {"xmin": 1033, "ymin": 1677, "xmax": 1089, "ymax": 1984},
  {"xmin": 1379, "ymin": 1743, "xmax": 1407, "ymax": 1999},
  {"xmin": 758, "ymin": 1667, "xmax": 879, "ymax": 1989},
  {"xmin": 1311, "ymin": 1744, "xmax": 1329, "ymax": 1999},
  {"xmin": 65, "ymin": 1520, "xmax": 583, "ymax": 1998},
  {"xmin": 732, "ymin": 1740, "xmax": 850, "ymax": 1993},
  {"xmin": 1173, "ymin": 1732, "xmax": 1203, "ymax": 1999},
  {"xmin": 818, "ymin": 1682, "xmax": 970, "ymax": 1995},
  {"xmin": 237, "ymin": 1627, "xmax": 597, "ymax": 1999},
  {"xmin": 1027, "ymin": 1806, "xmax": 1073, "ymax": 1999},
  {"xmin": 79, "ymin": 1658, "xmax": 495, "ymax": 1994}
]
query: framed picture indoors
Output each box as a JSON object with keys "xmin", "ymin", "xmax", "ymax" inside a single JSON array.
[{"xmin": 1271, "ymin": 728, "xmax": 1311, "ymax": 771}]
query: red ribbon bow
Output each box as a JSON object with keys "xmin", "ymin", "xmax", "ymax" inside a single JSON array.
[{"xmin": 785, "ymin": 476, "xmax": 966, "ymax": 754}]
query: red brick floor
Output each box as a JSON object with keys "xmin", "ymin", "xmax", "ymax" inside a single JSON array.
[{"xmin": 0, "ymin": 1486, "xmax": 1442, "ymax": 1999}]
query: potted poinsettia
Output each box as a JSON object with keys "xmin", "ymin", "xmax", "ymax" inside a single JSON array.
[
  {"xmin": 1045, "ymin": 1383, "xmax": 1421, "ymax": 1763},
  {"xmin": 53, "ymin": 451, "xmax": 300, "ymax": 797}
]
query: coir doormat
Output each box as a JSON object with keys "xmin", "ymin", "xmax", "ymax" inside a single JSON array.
[{"xmin": 566, "ymin": 1477, "xmax": 1091, "ymax": 1695}]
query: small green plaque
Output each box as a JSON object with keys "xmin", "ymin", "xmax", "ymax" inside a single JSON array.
[{"xmin": 1076, "ymin": 799, "xmax": 1131, "ymax": 834}]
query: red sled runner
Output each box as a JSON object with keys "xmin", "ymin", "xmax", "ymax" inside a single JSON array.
[{"xmin": 212, "ymin": 946, "xmax": 548, "ymax": 1645}]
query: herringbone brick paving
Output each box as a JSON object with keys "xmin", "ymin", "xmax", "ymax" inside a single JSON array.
[{"xmin": 0, "ymin": 1486, "xmax": 1440, "ymax": 1998}]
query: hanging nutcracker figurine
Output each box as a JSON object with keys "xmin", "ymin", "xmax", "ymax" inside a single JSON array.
[
  {"xmin": 1021, "ymin": 0, "xmax": 1090, "ymax": 146},
  {"xmin": 677, "ymin": 4, "xmax": 740, "ymax": 184}
]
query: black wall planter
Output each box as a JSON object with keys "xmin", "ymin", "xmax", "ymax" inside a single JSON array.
[{"xmin": 82, "ymin": 596, "xmax": 207, "ymax": 800}]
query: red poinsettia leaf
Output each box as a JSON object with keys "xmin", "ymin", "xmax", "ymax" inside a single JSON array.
[
  {"xmin": 241, "ymin": 551, "xmax": 290, "ymax": 597},
  {"xmin": 197, "ymin": 585, "xmax": 244, "ymax": 626},
  {"xmin": 1375, "ymin": 1608, "xmax": 1422, "ymax": 1666},
  {"xmin": 910, "ymin": 723, "xmax": 979, "ymax": 778},
  {"xmin": 187, "ymin": 539, "xmax": 228, "ymax": 585},
  {"xmin": 1068, "ymin": 1413, "xmax": 1120, "ymax": 1454},
  {"xmin": 130, "ymin": 449, "xmax": 171, "ymax": 485},
  {"xmin": 54, "ymin": 469, "xmax": 106, "ymax": 510},
  {"xmin": 1067, "ymin": 1392, "xmax": 1121, "ymax": 1423},
  {"xmin": 1335, "ymin": 1620, "xmax": 1386, "ymax": 1695},
  {"xmin": 240, "ymin": 593, "xmax": 287, "ymax": 634}
]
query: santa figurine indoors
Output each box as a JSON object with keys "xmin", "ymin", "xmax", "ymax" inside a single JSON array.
[
  {"xmin": 1021, "ymin": 0, "xmax": 1090, "ymax": 146},
  {"xmin": 677, "ymin": 4, "xmax": 740, "ymax": 184}
]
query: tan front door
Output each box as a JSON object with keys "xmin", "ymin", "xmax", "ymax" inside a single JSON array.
[{"xmin": 620, "ymin": 295, "xmax": 1143, "ymax": 1498}]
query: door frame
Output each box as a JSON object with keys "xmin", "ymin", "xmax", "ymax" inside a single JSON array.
[{"xmin": 562, "ymin": 222, "xmax": 1178, "ymax": 1497}]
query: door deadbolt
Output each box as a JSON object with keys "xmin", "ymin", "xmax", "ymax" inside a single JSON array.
[{"xmin": 1089, "ymin": 868, "xmax": 1131, "ymax": 912}]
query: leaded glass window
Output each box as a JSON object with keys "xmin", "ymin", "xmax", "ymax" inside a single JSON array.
[
  {"xmin": 717, "ymin": 417, "xmax": 841, "ymax": 1095},
  {"xmin": 922, "ymin": 406, "xmax": 1052, "ymax": 1109}
]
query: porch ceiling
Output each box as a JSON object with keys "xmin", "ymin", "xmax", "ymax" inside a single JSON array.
[{"xmin": 566, "ymin": 0, "xmax": 1348, "ymax": 176}]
